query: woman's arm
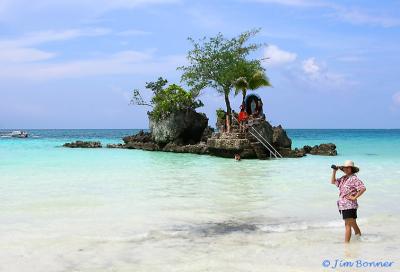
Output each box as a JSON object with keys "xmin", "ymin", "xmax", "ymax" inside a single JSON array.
[
  {"xmin": 347, "ymin": 188, "xmax": 366, "ymax": 201},
  {"xmin": 331, "ymin": 169, "xmax": 338, "ymax": 184}
]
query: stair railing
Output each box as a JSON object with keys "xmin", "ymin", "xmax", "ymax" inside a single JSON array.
[
  {"xmin": 231, "ymin": 115, "xmax": 282, "ymax": 159},
  {"xmin": 248, "ymin": 126, "xmax": 282, "ymax": 158}
]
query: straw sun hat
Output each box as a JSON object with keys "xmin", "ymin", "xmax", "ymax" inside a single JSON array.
[{"xmin": 341, "ymin": 160, "xmax": 359, "ymax": 173}]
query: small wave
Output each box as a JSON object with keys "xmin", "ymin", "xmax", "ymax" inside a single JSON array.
[
  {"xmin": 86, "ymin": 232, "xmax": 152, "ymax": 243},
  {"xmin": 85, "ymin": 229, "xmax": 187, "ymax": 244},
  {"xmin": 260, "ymin": 222, "xmax": 308, "ymax": 233},
  {"xmin": 358, "ymin": 234, "xmax": 382, "ymax": 243},
  {"xmin": 259, "ymin": 220, "xmax": 342, "ymax": 233}
]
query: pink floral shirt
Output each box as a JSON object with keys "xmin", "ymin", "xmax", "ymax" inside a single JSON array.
[{"xmin": 335, "ymin": 174, "xmax": 366, "ymax": 211}]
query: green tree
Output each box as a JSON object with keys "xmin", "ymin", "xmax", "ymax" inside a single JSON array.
[
  {"xmin": 131, "ymin": 77, "xmax": 203, "ymax": 121},
  {"xmin": 150, "ymin": 84, "xmax": 203, "ymax": 121},
  {"xmin": 179, "ymin": 29, "xmax": 263, "ymax": 127},
  {"xmin": 233, "ymin": 60, "xmax": 271, "ymax": 104},
  {"xmin": 130, "ymin": 77, "xmax": 168, "ymax": 108}
]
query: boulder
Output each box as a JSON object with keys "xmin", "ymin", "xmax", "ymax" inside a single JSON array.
[
  {"xmin": 63, "ymin": 141, "xmax": 102, "ymax": 148},
  {"xmin": 150, "ymin": 109, "xmax": 208, "ymax": 145},
  {"xmin": 207, "ymin": 137, "xmax": 251, "ymax": 151},
  {"xmin": 303, "ymin": 145, "xmax": 312, "ymax": 153},
  {"xmin": 206, "ymin": 120, "xmax": 277, "ymax": 159},
  {"xmin": 106, "ymin": 143, "xmax": 124, "ymax": 148},
  {"xmin": 309, "ymin": 143, "xmax": 337, "ymax": 156},
  {"xmin": 272, "ymin": 125, "xmax": 292, "ymax": 149},
  {"xmin": 207, "ymin": 132, "xmax": 255, "ymax": 158},
  {"xmin": 251, "ymin": 120, "xmax": 274, "ymax": 144},
  {"xmin": 200, "ymin": 126, "xmax": 215, "ymax": 143},
  {"xmin": 124, "ymin": 141, "xmax": 160, "ymax": 151},
  {"xmin": 162, "ymin": 142, "xmax": 209, "ymax": 154},
  {"xmin": 122, "ymin": 130, "xmax": 152, "ymax": 144},
  {"xmin": 278, "ymin": 147, "xmax": 306, "ymax": 158}
]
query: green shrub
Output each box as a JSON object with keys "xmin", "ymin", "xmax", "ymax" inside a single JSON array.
[
  {"xmin": 150, "ymin": 84, "xmax": 203, "ymax": 121},
  {"xmin": 216, "ymin": 108, "xmax": 226, "ymax": 121},
  {"xmin": 131, "ymin": 77, "xmax": 203, "ymax": 121}
]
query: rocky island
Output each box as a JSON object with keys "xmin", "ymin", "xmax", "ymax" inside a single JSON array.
[
  {"xmin": 107, "ymin": 109, "xmax": 336, "ymax": 159},
  {"xmin": 63, "ymin": 30, "xmax": 337, "ymax": 159},
  {"xmin": 64, "ymin": 108, "xmax": 337, "ymax": 159}
]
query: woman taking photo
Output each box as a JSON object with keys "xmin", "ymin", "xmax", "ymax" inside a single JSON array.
[{"xmin": 331, "ymin": 160, "xmax": 366, "ymax": 243}]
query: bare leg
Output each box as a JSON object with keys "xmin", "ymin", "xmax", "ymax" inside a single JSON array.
[
  {"xmin": 351, "ymin": 219, "xmax": 361, "ymax": 236},
  {"xmin": 344, "ymin": 219, "xmax": 352, "ymax": 243}
]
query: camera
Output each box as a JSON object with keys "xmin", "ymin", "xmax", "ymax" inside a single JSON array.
[{"xmin": 331, "ymin": 164, "xmax": 339, "ymax": 170}]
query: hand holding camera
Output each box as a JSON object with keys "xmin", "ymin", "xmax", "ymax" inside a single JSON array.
[{"xmin": 331, "ymin": 165, "xmax": 342, "ymax": 171}]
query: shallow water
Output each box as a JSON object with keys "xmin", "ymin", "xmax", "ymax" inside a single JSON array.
[{"xmin": 0, "ymin": 129, "xmax": 399, "ymax": 271}]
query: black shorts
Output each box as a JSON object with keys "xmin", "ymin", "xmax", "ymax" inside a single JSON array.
[{"xmin": 340, "ymin": 209, "xmax": 357, "ymax": 220}]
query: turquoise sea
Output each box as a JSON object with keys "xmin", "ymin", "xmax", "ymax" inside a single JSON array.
[{"xmin": 1, "ymin": 129, "xmax": 399, "ymax": 271}]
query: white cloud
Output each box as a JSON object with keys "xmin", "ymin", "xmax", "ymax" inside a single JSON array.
[
  {"xmin": 117, "ymin": 29, "xmax": 151, "ymax": 36},
  {"xmin": 0, "ymin": 50, "xmax": 185, "ymax": 80},
  {"xmin": 0, "ymin": 28, "xmax": 111, "ymax": 64},
  {"xmin": 0, "ymin": 27, "xmax": 170, "ymax": 79},
  {"xmin": 0, "ymin": 28, "xmax": 111, "ymax": 48},
  {"xmin": 0, "ymin": 48, "xmax": 55, "ymax": 63},
  {"xmin": 250, "ymin": 0, "xmax": 400, "ymax": 28},
  {"xmin": 302, "ymin": 57, "xmax": 320, "ymax": 77},
  {"xmin": 334, "ymin": 7, "xmax": 400, "ymax": 28},
  {"xmin": 263, "ymin": 45, "xmax": 297, "ymax": 66},
  {"xmin": 299, "ymin": 57, "xmax": 356, "ymax": 89},
  {"xmin": 393, "ymin": 92, "xmax": 400, "ymax": 107}
]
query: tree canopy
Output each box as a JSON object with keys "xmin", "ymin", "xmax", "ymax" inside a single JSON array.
[
  {"xmin": 132, "ymin": 29, "xmax": 271, "ymax": 129},
  {"xmin": 233, "ymin": 59, "xmax": 271, "ymax": 103},
  {"xmin": 178, "ymin": 29, "xmax": 265, "ymax": 121},
  {"xmin": 131, "ymin": 77, "xmax": 203, "ymax": 121}
]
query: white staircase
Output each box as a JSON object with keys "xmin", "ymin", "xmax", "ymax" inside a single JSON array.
[{"xmin": 232, "ymin": 115, "xmax": 282, "ymax": 159}]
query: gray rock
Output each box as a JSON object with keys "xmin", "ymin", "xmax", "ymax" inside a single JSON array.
[
  {"xmin": 106, "ymin": 143, "xmax": 124, "ymax": 148},
  {"xmin": 150, "ymin": 109, "xmax": 208, "ymax": 145},
  {"xmin": 122, "ymin": 130, "xmax": 152, "ymax": 144},
  {"xmin": 272, "ymin": 125, "xmax": 292, "ymax": 148},
  {"xmin": 309, "ymin": 143, "xmax": 337, "ymax": 156},
  {"xmin": 63, "ymin": 141, "xmax": 102, "ymax": 148},
  {"xmin": 250, "ymin": 120, "xmax": 274, "ymax": 144},
  {"xmin": 200, "ymin": 126, "xmax": 215, "ymax": 143},
  {"xmin": 162, "ymin": 142, "xmax": 209, "ymax": 154},
  {"xmin": 124, "ymin": 141, "xmax": 160, "ymax": 151},
  {"xmin": 278, "ymin": 147, "xmax": 306, "ymax": 158},
  {"xmin": 303, "ymin": 145, "xmax": 312, "ymax": 153},
  {"xmin": 207, "ymin": 131, "xmax": 256, "ymax": 158}
]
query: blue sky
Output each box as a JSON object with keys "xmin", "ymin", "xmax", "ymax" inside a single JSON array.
[{"xmin": 0, "ymin": 0, "xmax": 399, "ymax": 129}]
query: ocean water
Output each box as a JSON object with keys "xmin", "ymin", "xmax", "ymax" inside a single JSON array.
[{"xmin": 0, "ymin": 129, "xmax": 399, "ymax": 272}]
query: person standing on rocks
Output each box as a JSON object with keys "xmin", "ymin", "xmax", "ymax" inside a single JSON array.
[{"xmin": 238, "ymin": 104, "xmax": 248, "ymax": 132}]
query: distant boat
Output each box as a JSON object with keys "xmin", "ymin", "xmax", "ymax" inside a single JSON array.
[{"xmin": 10, "ymin": 131, "xmax": 29, "ymax": 138}]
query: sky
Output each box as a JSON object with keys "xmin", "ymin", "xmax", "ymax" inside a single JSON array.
[{"xmin": 0, "ymin": 0, "xmax": 399, "ymax": 129}]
